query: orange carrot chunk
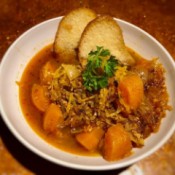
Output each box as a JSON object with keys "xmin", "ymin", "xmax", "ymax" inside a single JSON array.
[
  {"xmin": 31, "ymin": 84, "xmax": 50, "ymax": 112},
  {"xmin": 40, "ymin": 59, "xmax": 58, "ymax": 85},
  {"xmin": 76, "ymin": 127, "xmax": 104, "ymax": 151},
  {"xmin": 118, "ymin": 74, "xmax": 144, "ymax": 110},
  {"xmin": 103, "ymin": 124, "xmax": 132, "ymax": 161},
  {"xmin": 43, "ymin": 103, "xmax": 64, "ymax": 133}
]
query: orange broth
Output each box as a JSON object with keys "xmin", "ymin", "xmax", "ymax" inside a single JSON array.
[
  {"xmin": 19, "ymin": 43, "xmax": 169, "ymax": 157},
  {"xmin": 19, "ymin": 44, "xmax": 100, "ymax": 156}
]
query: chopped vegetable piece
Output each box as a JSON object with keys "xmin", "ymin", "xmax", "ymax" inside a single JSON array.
[
  {"xmin": 62, "ymin": 64, "xmax": 81, "ymax": 80},
  {"xmin": 103, "ymin": 124, "xmax": 132, "ymax": 161},
  {"xmin": 31, "ymin": 84, "xmax": 50, "ymax": 112},
  {"xmin": 114, "ymin": 66, "xmax": 127, "ymax": 82},
  {"xmin": 118, "ymin": 74, "xmax": 144, "ymax": 110},
  {"xmin": 76, "ymin": 127, "xmax": 104, "ymax": 151},
  {"xmin": 40, "ymin": 60, "xmax": 58, "ymax": 85},
  {"xmin": 43, "ymin": 103, "xmax": 63, "ymax": 133}
]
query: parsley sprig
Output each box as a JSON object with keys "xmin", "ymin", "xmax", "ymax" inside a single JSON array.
[{"xmin": 82, "ymin": 46, "xmax": 119, "ymax": 91}]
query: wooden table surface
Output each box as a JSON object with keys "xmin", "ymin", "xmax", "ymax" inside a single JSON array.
[{"xmin": 0, "ymin": 0, "xmax": 175, "ymax": 174}]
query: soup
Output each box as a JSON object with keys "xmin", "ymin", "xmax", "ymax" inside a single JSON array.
[{"xmin": 19, "ymin": 43, "xmax": 171, "ymax": 161}]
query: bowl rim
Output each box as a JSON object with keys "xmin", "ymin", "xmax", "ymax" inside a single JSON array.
[{"xmin": 0, "ymin": 16, "xmax": 175, "ymax": 171}]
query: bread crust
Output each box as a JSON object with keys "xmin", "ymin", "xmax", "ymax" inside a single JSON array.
[
  {"xmin": 78, "ymin": 15, "xmax": 135, "ymax": 67},
  {"xmin": 53, "ymin": 8, "xmax": 97, "ymax": 63}
]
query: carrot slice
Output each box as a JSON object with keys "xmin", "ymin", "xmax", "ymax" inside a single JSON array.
[
  {"xmin": 76, "ymin": 127, "xmax": 104, "ymax": 151},
  {"xmin": 31, "ymin": 84, "xmax": 50, "ymax": 112},
  {"xmin": 118, "ymin": 74, "xmax": 144, "ymax": 110},
  {"xmin": 43, "ymin": 103, "xmax": 63, "ymax": 133},
  {"xmin": 103, "ymin": 124, "xmax": 132, "ymax": 161}
]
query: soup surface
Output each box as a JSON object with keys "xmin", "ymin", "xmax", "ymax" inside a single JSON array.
[{"xmin": 19, "ymin": 44, "xmax": 171, "ymax": 160}]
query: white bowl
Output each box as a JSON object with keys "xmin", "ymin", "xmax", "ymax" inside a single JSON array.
[{"xmin": 0, "ymin": 17, "xmax": 175, "ymax": 170}]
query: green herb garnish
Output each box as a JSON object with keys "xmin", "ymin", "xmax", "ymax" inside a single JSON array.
[{"xmin": 82, "ymin": 46, "xmax": 119, "ymax": 91}]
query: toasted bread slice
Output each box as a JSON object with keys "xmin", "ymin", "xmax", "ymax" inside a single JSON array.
[
  {"xmin": 78, "ymin": 16, "xmax": 135, "ymax": 67},
  {"xmin": 54, "ymin": 8, "xmax": 97, "ymax": 63}
]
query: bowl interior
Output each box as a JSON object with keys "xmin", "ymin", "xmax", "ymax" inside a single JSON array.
[{"xmin": 0, "ymin": 17, "xmax": 175, "ymax": 170}]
